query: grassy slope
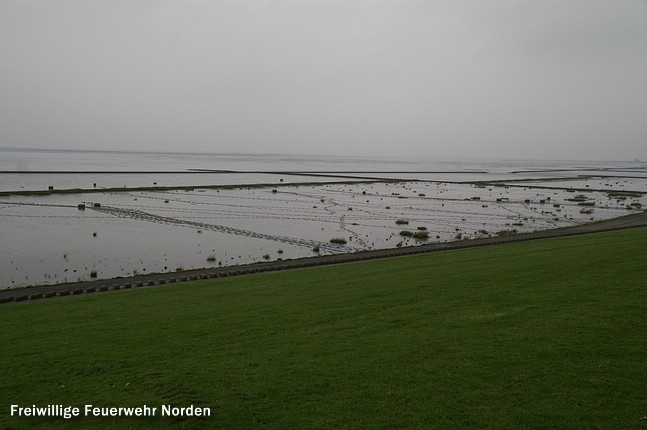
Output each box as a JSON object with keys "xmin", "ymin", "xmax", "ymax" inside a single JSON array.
[{"xmin": 1, "ymin": 228, "xmax": 646, "ymax": 429}]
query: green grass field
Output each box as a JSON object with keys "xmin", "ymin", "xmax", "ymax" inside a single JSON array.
[{"xmin": 1, "ymin": 228, "xmax": 646, "ymax": 429}]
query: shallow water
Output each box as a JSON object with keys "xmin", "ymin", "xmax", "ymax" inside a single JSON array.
[
  {"xmin": 1, "ymin": 150, "xmax": 645, "ymax": 289},
  {"xmin": 0, "ymin": 172, "xmax": 372, "ymax": 192},
  {"xmin": 500, "ymin": 177, "xmax": 647, "ymax": 193},
  {"xmin": 1, "ymin": 148, "xmax": 641, "ymax": 173}
]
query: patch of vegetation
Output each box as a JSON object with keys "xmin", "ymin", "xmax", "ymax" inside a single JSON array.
[
  {"xmin": 263, "ymin": 254, "xmax": 271, "ymax": 260},
  {"xmin": 567, "ymin": 195, "xmax": 589, "ymax": 202},
  {"xmin": 578, "ymin": 201, "xmax": 596, "ymax": 207},
  {"xmin": 330, "ymin": 238, "xmax": 347, "ymax": 245},
  {"xmin": 2, "ymin": 229, "xmax": 645, "ymax": 429},
  {"xmin": 416, "ymin": 226, "xmax": 427, "ymax": 231},
  {"xmin": 399, "ymin": 230, "xmax": 413, "ymax": 237},
  {"xmin": 90, "ymin": 270, "xmax": 97, "ymax": 278},
  {"xmin": 606, "ymin": 191, "xmax": 643, "ymax": 198},
  {"xmin": 312, "ymin": 246, "xmax": 320, "ymax": 253},
  {"xmin": 496, "ymin": 229, "xmax": 519, "ymax": 236},
  {"xmin": 412, "ymin": 231, "xmax": 429, "ymax": 240},
  {"xmin": 206, "ymin": 254, "xmax": 216, "ymax": 262},
  {"xmin": 395, "ymin": 219, "xmax": 409, "ymax": 225}
]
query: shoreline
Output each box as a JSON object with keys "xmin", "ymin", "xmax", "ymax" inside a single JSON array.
[{"xmin": 2, "ymin": 210, "xmax": 645, "ymax": 305}]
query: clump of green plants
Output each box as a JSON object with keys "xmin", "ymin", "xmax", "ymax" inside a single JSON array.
[
  {"xmin": 578, "ymin": 201, "xmax": 595, "ymax": 207},
  {"xmin": 413, "ymin": 231, "xmax": 429, "ymax": 240},
  {"xmin": 400, "ymin": 230, "xmax": 413, "ymax": 237},
  {"xmin": 263, "ymin": 254, "xmax": 271, "ymax": 260},
  {"xmin": 90, "ymin": 270, "xmax": 97, "ymax": 278},
  {"xmin": 277, "ymin": 249, "xmax": 284, "ymax": 254},
  {"xmin": 607, "ymin": 191, "xmax": 642, "ymax": 198},
  {"xmin": 496, "ymin": 229, "xmax": 518, "ymax": 237},
  {"xmin": 206, "ymin": 254, "xmax": 216, "ymax": 262},
  {"xmin": 395, "ymin": 219, "xmax": 409, "ymax": 225},
  {"xmin": 330, "ymin": 238, "xmax": 347, "ymax": 244},
  {"xmin": 567, "ymin": 195, "xmax": 589, "ymax": 202},
  {"xmin": 580, "ymin": 208, "xmax": 594, "ymax": 214},
  {"xmin": 417, "ymin": 226, "xmax": 427, "ymax": 231},
  {"xmin": 312, "ymin": 246, "xmax": 320, "ymax": 253}
]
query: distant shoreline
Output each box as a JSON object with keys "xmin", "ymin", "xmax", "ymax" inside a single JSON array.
[{"xmin": 1, "ymin": 147, "xmax": 642, "ymax": 164}]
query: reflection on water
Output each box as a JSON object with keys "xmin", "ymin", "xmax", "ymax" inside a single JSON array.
[
  {"xmin": 0, "ymin": 172, "xmax": 370, "ymax": 192},
  {"xmin": 1, "ymin": 150, "xmax": 645, "ymax": 289},
  {"xmin": 2, "ymin": 148, "xmax": 640, "ymax": 173}
]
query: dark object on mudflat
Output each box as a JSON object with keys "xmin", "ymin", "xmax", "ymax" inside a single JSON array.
[
  {"xmin": 93, "ymin": 203, "xmax": 101, "ymax": 208},
  {"xmin": 78, "ymin": 204, "xmax": 86, "ymax": 210}
]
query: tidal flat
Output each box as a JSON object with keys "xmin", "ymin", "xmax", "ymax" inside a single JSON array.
[{"xmin": 1, "ymin": 150, "xmax": 645, "ymax": 289}]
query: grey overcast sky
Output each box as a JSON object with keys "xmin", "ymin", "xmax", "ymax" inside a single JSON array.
[{"xmin": 1, "ymin": 1, "xmax": 646, "ymax": 160}]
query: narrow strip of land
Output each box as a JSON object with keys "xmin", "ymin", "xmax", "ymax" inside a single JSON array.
[{"xmin": 0, "ymin": 179, "xmax": 394, "ymax": 197}]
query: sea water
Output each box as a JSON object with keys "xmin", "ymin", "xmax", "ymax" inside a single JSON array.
[{"xmin": 1, "ymin": 149, "xmax": 645, "ymax": 288}]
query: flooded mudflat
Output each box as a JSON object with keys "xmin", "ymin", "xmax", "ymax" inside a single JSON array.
[
  {"xmin": 0, "ymin": 172, "xmax": 369, "ymax": 192},
  {"xmin": 499, "ymin": 177, "xmax": 647, "ymax": 193},
  {"xmin": 1, "ymin": 150, "xmax": 645, "ymax": 288},
  {"xmin": 1, "ymin": 178, "xmax": 643, "ymax": 289}
]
